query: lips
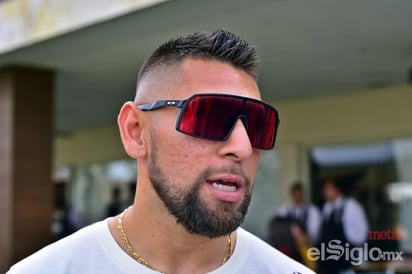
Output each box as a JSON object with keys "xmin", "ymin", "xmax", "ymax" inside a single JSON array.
[{"xmin": 206, "ymin": 174, "xmax": 245, "ymax": 202}]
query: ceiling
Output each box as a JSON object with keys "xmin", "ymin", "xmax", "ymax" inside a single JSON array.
[{"xmin": 1, "ymin": 0, "xmax": 411, "ymax": 132}]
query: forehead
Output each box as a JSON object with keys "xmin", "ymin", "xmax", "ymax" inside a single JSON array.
[
  {"xmin": 167, "ymin": 58, "xmax": 261, "ymax": 100},
  {"xmin": 324, "ymin": 180, "xmax": 337, "ymax": 189}
]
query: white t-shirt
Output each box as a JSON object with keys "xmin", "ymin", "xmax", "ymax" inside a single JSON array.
[{"xmin": 8, "ymin": 219, "xmax": 315, "ymax": 274}]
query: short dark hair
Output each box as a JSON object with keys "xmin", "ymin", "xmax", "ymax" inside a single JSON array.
[
  {"xmin": 290, "ymin": 181, "xmax": 304, "ymax": 193},
  {"xmin": 137, "ymin": 29, "xmax": 259, "ymax": 85},
  {"xmin": 323, "ymin": 170, "xmax": 364, "ymax": 195},
  {"xmin": 323, "ymin": 177, "xmax": 346, "ymax": 194}
]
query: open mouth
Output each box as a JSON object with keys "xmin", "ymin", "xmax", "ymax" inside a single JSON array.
[
  {"xmin": 205, "ymin": 173, "xmax": 245, "ymax": 202},
  {"xmin": 212, "ymin": 182, "xmax": 237, "ymax": 192},
  {"xmin": 210, "ymin": 180, "xmax": 238, "ymax": 192}
]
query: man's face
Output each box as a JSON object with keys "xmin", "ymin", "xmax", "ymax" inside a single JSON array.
[
  {"xmin": 291, "ymin": 189, "xmax": 304, "ymax": 205},
  {"xmin": 145, "ymin": 58, "xmax": 262, "ymax": 237},
  {"xmin": 323, "ymin": 180, "xmax": 341, "ymax": 201},
  {"xmin": 148, "ymin": 139, "xmax": 252, "ymax": 237}
]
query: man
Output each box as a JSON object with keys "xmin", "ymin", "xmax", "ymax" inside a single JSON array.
[
  {"xmin": 277, "ymin": 182, "xmax": 321, "ymax": 245},
  {"xmin": 9, "ymin": 29, "xmax": 314, "ymax": 274},
  {"xmin": 317, "ymin": 176, "xmax": 369, "ymax": 274}
]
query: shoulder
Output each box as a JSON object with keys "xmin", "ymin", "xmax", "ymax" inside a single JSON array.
[
  {"xmin": 343, "ymin": 197, "xmax": 364, "ymax": 211},
  {"xmin": 233, "ymin": 228, "xmax": 315, "ymax": 274},
  {"xmin": 277, "ymin": 203, "xmax": 292, "ymax": 215},
  {"xmin": 7, "ymin": 220, "xmax": 109, "ymax": 273},
  {"xmin": 306, "ymin": 204, "xmax": 320, "ymax": 213}
]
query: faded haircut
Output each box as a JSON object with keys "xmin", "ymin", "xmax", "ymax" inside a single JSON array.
[{"xmin": 137, "ymin": 29, "xmax": 259, "ymax": 87}]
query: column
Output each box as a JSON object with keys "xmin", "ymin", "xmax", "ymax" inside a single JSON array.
[{"xmin": 0, "ymin": 67, "xmax": 54, "ymax": 272}]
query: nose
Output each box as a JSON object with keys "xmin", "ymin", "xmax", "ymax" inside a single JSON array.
[{"xmin": 218, "ymin": 119, "xmax": 254, "ymax": 160}]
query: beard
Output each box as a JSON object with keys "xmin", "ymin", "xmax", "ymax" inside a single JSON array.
[{"xmin": 147, "ymin": 140, "xmax": 252, "ymax": 238}]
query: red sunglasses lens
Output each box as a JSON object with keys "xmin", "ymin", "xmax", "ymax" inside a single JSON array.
[
  {"xmin": 243, "ymin": 101, "xmax": 277, "ymax": 149},
  {"xmin": 178, "ymin": 94, "xmax": 278, "ymax": 149}
]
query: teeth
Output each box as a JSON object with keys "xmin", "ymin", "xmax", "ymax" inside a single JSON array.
[{"xmin": 212, "ymin": 182, "xmax": 237, "ymax": 192}]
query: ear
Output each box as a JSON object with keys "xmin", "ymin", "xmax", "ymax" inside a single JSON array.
[{"xmin": 118, "ymin": 102, "xmax": 147, "ymax": 159}]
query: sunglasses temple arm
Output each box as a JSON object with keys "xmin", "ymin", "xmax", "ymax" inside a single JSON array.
[{"xmin": 138, "ymin": 100, "xmax": 183, "ymax": 111}]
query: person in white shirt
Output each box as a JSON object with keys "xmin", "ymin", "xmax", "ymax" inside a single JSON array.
[
  {"xmin": 277, "ymin": 182, "xmax": 321, "ymax": 245},
  {"xmin": 8, "ymin": 29, "xmax": 314, "ymax": 274},
  {"xmin": 317, "ymin": 176, "xmax": 369, "ymax": 274}
]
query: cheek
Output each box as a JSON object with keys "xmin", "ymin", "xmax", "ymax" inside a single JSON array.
[
  {"xmin": 154, "ymin": 130, "xmax": 207, "ymax": 174},
  {"xmin": 323, "ymin": 187, "xmax": 332, "ymax": 198},
  {"xmin": 247, "ymin": 152, "xmax": 261, "ymax": 176}
]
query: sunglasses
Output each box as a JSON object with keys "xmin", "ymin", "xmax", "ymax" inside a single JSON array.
[{"xmin": 138, "ymin": 93, "xmax": 279, "ymax": 150}]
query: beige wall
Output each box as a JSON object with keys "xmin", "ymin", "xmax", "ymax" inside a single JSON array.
[
  {"xmin": 275, "ymin": 85, "xmax": 412, "ymax": 200},
  {"xmin": 276, "ymin": 85, "xmax": 412, "ymax": 146},
  {"xmin": 54, "ymin": 126, "xmax": 127, "ymax": 168},
  {"xmin": 54, "ymin": 85, "xmax": 412, "ymax": 200}
]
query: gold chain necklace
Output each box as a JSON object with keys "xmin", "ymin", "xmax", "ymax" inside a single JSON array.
[{"xmin": 117, "ymin": 207, "xmax": 233, "ymax": 273}]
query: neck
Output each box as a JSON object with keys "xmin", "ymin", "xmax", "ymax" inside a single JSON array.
[{"xmin": 108, "ymin": 181, "xmax": 235, "ymax": 274}]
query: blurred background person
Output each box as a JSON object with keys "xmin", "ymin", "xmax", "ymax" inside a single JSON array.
[
  {"xmin": 105, "ymin": 186, "xmax": 123, "ymax": 217},
  {"xmin": 268, "ymin": 216, "xmax": 316, "ymax": 270},
  {"xmin": 123, "ymin": 182, "xmax": 137, "ymax": 209},
  {"xmin": 317, "ymin": 175, "xmax": 369, "ymax": 274},
  {"xmin": 276, "ymin": 182, "xmax": 321, "ymax": 245},
  {"xmin": 52, "ymin": 182, "xmax": 85, "ymax": 241}
]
